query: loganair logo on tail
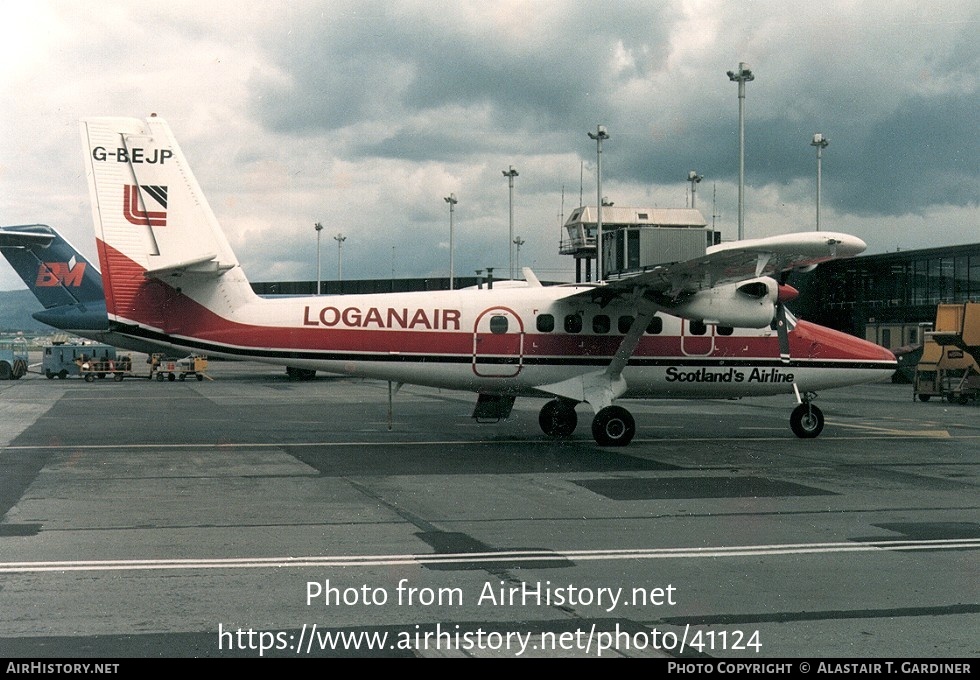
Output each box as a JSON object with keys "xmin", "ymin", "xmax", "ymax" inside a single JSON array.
[
  {"xmin": 36, "ymin": 256, "xmax": 86, "ymax": 287},
  {"xmin": 123, "ymin": 184, "xmax": 168, "ymax": 226}
]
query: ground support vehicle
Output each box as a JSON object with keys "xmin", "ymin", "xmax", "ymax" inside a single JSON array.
[
  {"xmin": 77, "ymin": 356, "xmax": 136, "ymax": 382},
  {"xmin": 915, "ymin": 303, "xmax": 980, "ymax": 404},
  {"xmin": 150, "ymin": 354, "xmax": 209, "ymax": 382},
  {"xmin": 43, "ymin": 342, "xmax": 118, "ymax": 379},
  {"xmin": 0, "ymin": 345, "xmax": 28, "ymax": 380}
]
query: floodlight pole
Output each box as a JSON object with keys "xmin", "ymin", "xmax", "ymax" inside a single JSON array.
[
  {"xmin": 727, "ymin": 62, "xmax": 754, "ymax": 240},
  {"xmin": 687, "ymin": 170, "xmax": 703, "ymax": 209},
  {"xmin": 513, "ymin": 236, "xmax": 525, "ymax": 275},
  {"xmin": 811, "ymin": 133, "xmax": 829, "ymax": 231},
  {"xmin": 502, "ymin": 166, "xmax": 519, "ymax": 279},
  {"xmin": 333, "ymin": 233, "xmax": 346, "ymax": 282},
  {"xmin": 588, "ymin": 125, "xmax": 609, "ymax": 282},
  {"xmin": 444, "ymin": 193, "xmax": 458, "ymax": 290},
  {"xmin": 314, "ymin": 222, "xmax": 323, "ymax": 294}
]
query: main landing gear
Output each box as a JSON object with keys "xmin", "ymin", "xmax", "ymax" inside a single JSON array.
[
  {"xmin": 538, "ymin": 399, "xmax": 637, "ymax": 447},
  {"xmin": 538, "ymin": 399, "xmax": 578, "ymax": 438}
]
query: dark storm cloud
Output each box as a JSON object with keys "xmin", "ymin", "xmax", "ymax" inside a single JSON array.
[
  {"xmin": 248, "ymin": 1, "xmax": 978, "ymax": 225},
  {"xmin": 249, "ymin": 2, "xmax": 677, "ymax": 147},
  {"xmin": 834, "ymin": 93, "xmax": 979, "ymax": 216}
]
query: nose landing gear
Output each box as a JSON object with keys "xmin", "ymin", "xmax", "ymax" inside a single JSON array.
[{"xmin": 790, "ymin": 390, "xmax": 824, "ymax": 438}]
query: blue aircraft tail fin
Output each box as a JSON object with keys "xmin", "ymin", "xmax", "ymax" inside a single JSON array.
[{"xmin": 0, "ymin": 224, "xmax": 105, "ymax": 308}]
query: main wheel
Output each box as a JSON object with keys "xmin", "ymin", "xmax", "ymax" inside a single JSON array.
[
  {"xmin": 790, "ymin": 403, "xmax": 824, "ymax": 438},
  {"xmin": 539, "ymin": 399, "xmax": 578, "ymax": 437},
  {"xmin": 0, "ymin": 362, "xmax": 11, "ymax": 380},
  {"xmin": 591, "ymin": 406, "xmax": 636, "ymax": 447}
]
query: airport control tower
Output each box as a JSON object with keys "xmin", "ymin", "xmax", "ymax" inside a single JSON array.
[{"xmin": 559, "ymin": 206, "xmax": 719, "ymax": 282}]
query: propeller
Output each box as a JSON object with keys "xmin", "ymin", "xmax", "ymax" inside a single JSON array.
[{"xmin": 773, "ymin": 276, "xmax": 799, "ymax": 364}]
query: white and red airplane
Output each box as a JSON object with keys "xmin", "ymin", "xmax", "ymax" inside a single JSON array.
[{"xmin": 80, "ymin": 116, "xmax": 896, "ymax": 446}]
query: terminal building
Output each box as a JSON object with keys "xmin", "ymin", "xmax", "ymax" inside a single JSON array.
[{"xmin": 790, "ymin": 242, "xmax": 980, "ymax": 351}]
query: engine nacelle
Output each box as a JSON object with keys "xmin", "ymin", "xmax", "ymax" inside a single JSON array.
[{"xmin": 666, "ymin": 277, "xmax": 778, "ymax": 328}]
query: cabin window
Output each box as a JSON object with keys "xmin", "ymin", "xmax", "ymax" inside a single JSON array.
[
  {"xmin": 689, "ymin": 320, "xmax": 707, "ymax": 336},
  {"xmin": 536, "ymin": 314, "xmax": 555, "ymax": 333},
  {"xmin": 489, "ymin": 315, "xmax": 509, "ymax": 334},
  {"xmin": 618, "ymin": 316, "xmax": 634, "ymax": 334},
  {"xmin": 646, "ymin": 316, "xmax": 663, "ymax": 335},
  {"xmin": 564, "ymin": 314, "xmax": 583, "ymax": 333},
  {"xmin": 592, "ymin": 315, "xmax": 610, "ymax": 334},
  {"xmin": 717, "ymin": 325, "xmax": 734, "ymax": 336}
]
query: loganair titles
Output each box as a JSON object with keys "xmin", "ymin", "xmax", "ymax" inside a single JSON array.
[{"xmin": 302, "ymin": 305, "xmax": 462, "ymax": 330}]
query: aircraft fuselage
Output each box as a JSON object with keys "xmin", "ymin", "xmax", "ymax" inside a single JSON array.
[{"xmin": 106, "ymin": 283, "xmax": 895, "ymax": 400}]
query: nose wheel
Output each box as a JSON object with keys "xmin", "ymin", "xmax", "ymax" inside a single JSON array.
[{"xmin": 790, "ymin": 402, "xmax": 824, "ymax": 438}]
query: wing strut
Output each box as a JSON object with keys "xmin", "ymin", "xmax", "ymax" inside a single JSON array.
[{"xmin": 537, "ymin": 294, "xmax": 657, "ymax": 412}]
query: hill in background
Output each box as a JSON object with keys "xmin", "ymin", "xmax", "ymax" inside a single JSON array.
[{"xmin": 0, "ymin": 289, "xmax": 47, "ymax": 333}]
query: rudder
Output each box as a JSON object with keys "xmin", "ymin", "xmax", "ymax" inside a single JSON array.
[{"xmin": 81, "ymin": 116, "xmax": 253, "ymax": 327}]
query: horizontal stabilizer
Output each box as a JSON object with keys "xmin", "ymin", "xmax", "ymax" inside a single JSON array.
[
  {"xmin": 0, "ymin": 226, "xmax": 55, "ymax": 248},
  {"xmin": 144, "ymin": 253, "xmax": 233, "ymax": 280}
]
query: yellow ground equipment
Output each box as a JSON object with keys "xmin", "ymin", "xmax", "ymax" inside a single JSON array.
[{"xmin": 914, "ymin": 303, "xmax": 980, "ymax": 404}]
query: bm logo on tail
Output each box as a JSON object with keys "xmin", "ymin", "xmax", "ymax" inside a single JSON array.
[
  {"xmin": 123, "ymin": 184, "xmax": 168, "ymax": 227},
  {"xmin": 36, "ymin": 256, "xmax": 86, "ymax": 287}
]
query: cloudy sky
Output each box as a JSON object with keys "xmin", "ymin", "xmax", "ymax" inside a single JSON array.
[{"xmin": 0, "ymin": 0, "xmax": 977, "ymax": 292}]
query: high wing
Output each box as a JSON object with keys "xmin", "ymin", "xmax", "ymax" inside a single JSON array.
[
  {"xmin": 538, "ymin": 231, "xmax": 866, "ymax": 411},
  {"xmin": 580, "ymin": 231, "xmax": 864, "ymax": 306}
]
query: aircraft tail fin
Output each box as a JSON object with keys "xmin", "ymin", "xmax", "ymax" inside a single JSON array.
[
  {"xmin": 80, "ymin": 116, "xmax": 256, "ymax": 326},
  {"xmin": 0, "ymin": 224, "xmax": 104, "ymax": 308}
]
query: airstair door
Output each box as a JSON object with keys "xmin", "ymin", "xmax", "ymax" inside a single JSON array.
[{"xmin": 472, "ymin": 307, "xmax": 524, "ymax": 377}]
